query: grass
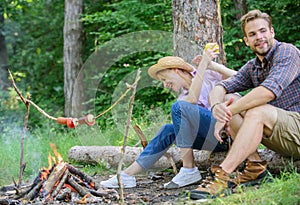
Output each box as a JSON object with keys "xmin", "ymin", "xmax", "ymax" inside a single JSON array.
[
  {"xmin": 1, "ymin": 123, "xmax": 300, "ymax": 205},
  {"xmin": 0, "ymin": 124, "xmax": 80, "ymax": 186},
  {"xmin": 198, "ymin": 171, "xmax": 300, "ymax": 205},
  {"xmin": 0, "ymin": 119, "xmax": 147, "ymax": 186}
]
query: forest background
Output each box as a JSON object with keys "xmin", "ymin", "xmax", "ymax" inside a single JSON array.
[{"xmin": 0, "ymin": 0, "xmax": 299, "ymax": 194}]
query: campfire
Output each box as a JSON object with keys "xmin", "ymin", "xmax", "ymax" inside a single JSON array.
[{"xmin": 0, "ymin": 143, "xmax": 119, "ymax": 204}]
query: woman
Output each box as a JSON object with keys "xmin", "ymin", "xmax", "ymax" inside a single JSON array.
[{"xmin": 100, "ymin": 44, "xmax": 237, "ymax": 189}]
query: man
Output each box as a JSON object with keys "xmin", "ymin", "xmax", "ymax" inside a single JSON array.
[{"xmin": 190, "ymin": 9, "xmax": 300, "ymax": 200}]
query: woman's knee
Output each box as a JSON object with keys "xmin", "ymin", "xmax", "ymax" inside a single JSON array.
[{"xmin": 171, "ymin": 101, "xmax": 194, "ymax": 116}]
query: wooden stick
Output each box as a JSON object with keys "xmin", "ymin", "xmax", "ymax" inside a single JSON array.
[
  {"xmin": 133, "ymin": 125, "xmax": 148, "ymax": 148},
  {"xmin": 95, "ymin": 70, "xmax": 141, "ymax": 119},
  {"xmin": 8, "ymin": 69, "xmax": 26, "ymax": 104},
  {"xmin": 117, "ymin": 69, "xmax": 141, "ymax": 204},
  {"xmin": 133, "ymin": 125, "xmax": 178, "ymax": 175},
  {"xmin": 164, "ymin": 152, "xmax": 178, "ymax": 175},
  {"xmin": 42, "ymin": 162, "xmax": 67, "ymax": 198},
  {"xmin": 26, "ymin": 99, "xmax": 57, "ymax": 121},
  {"xmin": 8, "ymin": 70, "xmax": 31, "ymax": 187},
  {"xmin": 23, "ymin": 180, "xmax": 43, "ymax": 201},
  {"xmin": 66, "ymin": 164, "xmax": 99, "ymax": 190},
  {"xmin": 52, "ymin": 169, "xmax": 69, "ymax": 198},
  {"xmin": 18, "ymin": 97, "xmax": 30, "ymax": 188},
  {"xmin": 67, "ymin": 177, "xmax": 89, "ymax": 197}
]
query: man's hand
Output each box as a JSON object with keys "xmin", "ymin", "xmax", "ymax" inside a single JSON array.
[
  {"xmin": 214, "ymin": 121, "xmax": 226, "ymax": 143},
  {"xmin": 212, "ymin": 98, "xmax": 234, "ymax": 142},
  {"xmin": 212, "ymin": 98, "xmax": 233, "ymax": 123}
]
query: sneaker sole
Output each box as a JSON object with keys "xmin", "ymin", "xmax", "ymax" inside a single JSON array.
[
  {"xmin": 100, "ymin": 183, "xmax": 136, "ymax": 189},
  {"xmin": 100, "ymin": 185, "xmax": 136, "ymax": 189},
  {"xmin": 164, "ymin": 176, "xmax": 202, "ymax": 189}
]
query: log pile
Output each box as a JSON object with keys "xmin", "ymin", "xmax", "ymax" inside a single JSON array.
[{"xmin": 0, "ymin": 162, "xmax": 119, "ymax": 204}]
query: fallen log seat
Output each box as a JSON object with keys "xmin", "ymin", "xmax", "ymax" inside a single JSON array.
[{"xmin": 68, "ymin": 146, "xmax": 300, "ymax": 174}]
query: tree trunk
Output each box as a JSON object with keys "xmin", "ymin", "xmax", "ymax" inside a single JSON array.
[
  {"xmin": 0, "ymin": 7, "xmax": 9, "ymax": 90},
  {"xmin": 64, "ymin": 0, "xmax": 84, "ymax": 117},
  {"xmin": 233, "ymin": 0, "xmax": 247, "ymax": 20},
  {"xmin": 172, "ymin": 0, "xmax": 226, "ymax": 65},
  {"xmin": 68, "ymin": 146, "xmax": 300, "ymax": 174}
]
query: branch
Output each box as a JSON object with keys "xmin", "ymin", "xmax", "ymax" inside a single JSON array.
[
  {"xmin": 8, "ymin": 69, "xmax": 27, "ymax": 104},
  {"xmin": 94, "ymin": 72, "xmax": 141, "ymax": 119},
  {"xmin": 117, "ymin": 69, "xmax": 141, "ymax": 204}
]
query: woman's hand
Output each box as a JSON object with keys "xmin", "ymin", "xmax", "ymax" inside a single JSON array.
[
  {"xmin": 192, "ymin": 43, "xmax": 220, "ymax": 70},
  {"xmin": 203, "ymin": 43, "xmax": 220, "ymax": 61}
]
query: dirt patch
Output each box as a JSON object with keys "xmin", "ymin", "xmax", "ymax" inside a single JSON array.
[{"xmin": 94, "ymin": 170, "xmax": 201, "ymax": 204}]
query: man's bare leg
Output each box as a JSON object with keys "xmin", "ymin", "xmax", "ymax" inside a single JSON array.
[{"xmin": 221, "ymin": 105, "xmax": 277, "ymax": 174}]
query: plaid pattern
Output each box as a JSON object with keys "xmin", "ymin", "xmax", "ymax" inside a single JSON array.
[{"xmin": 219, "ymin": 40, "xmax": 300, "ymax": 113}]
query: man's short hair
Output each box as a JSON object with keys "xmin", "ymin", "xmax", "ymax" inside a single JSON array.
[{"xmin": 241, "ymin": 10, "xmax": 272, "ymax": 37}]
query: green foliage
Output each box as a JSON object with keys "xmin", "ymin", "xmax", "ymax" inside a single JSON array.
[
  {"xmin": 221, "ymin": 0, "xmax": 300, "ymax": 70},
  {"xmin": 1, "ymin": 0, "xmax": 299, "ymax": 134},
  {"xmin": 3, "ymin": 0, "xmax": 65, "ymax": 128}
]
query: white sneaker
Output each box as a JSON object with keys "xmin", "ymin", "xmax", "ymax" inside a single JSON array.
[
  {"xmin": 100, "ymin": 172, "xmax": 136, "ymax": 188},
  {"xmin": 164, "ymin": 167, "xmax": 202, "ymax": 189}
]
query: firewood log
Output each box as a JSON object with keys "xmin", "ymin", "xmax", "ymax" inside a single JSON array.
[
  {"xmin": 67, "ymin": 177, "xmax": 89, "ymax": 197},
  {"xmin": 42, "ymin": 162, "xmax": 67, "ymax": 198},
  {"xmin": 66, "ymin": 164, "xmax": 100, "ymax": 189},
  {"xmin": 68, "ymin": 146, "xmax": 300, "ymax": 174}
]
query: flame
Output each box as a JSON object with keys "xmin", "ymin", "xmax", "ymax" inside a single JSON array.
[
  {"xmin": 47, "ymin": 152, "xmax": 53, "ymax": 170},
  {"xmin": 40, "ymin": 169, "xmax": 51, "ymax": 181},
  {"xmin": 50, "ymin": 143, "xmax": 64, "ymax": 164}
]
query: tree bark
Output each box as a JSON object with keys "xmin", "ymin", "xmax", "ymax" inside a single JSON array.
[
  {"xmin": 64, "ymin": 0, "xmax": 84, "ymax": 117},
  {"xmin": 68, "ymin": 146, "xmax": 300, "ymax": 174},
  {"xmin": 172, "ymin": 0, "xmax": 226, "ymax": 65},
  {"xmin": 0, "ymin": 6, "xmax": 9, "ymax": 90},
  {"xmin": 233, "ymin": 0, "xmax": 247, "ymax": 20}
]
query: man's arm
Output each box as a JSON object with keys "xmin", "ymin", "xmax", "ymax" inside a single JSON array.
[
  {"xmin": 228, "ymin": 86, "xmax": 275, "ymax": 115},
  {"xmin": 209, "ymin": 85, "xmax": 231, "ymax": 123}
]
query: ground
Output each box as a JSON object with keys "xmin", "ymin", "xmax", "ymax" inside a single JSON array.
[
  {"xmin": 0, "ymin": 169, "xmax": 207, "ymax": 204},
  {"xmin": 94, "ymin": 170, "xmax": 201, "ymax": 204}
]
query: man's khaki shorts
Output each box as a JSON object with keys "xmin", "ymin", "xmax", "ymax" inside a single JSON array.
[{"xmin": 262, "ymin": 108, "xmax": 300, "ymax": 159}]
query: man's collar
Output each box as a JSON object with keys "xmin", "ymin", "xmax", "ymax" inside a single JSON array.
[{"xmin": 255, "ymin": 39, "xmax": 278, "ymax": 66}]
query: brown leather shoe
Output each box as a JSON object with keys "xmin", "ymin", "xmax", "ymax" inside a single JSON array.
[
  {"xmin": 235, "ymin": 160, "xmax": 272, "ymax": 186},
  {"xmin": 189, "ymin": 166, "xmax": 237, "ymax": 200}
]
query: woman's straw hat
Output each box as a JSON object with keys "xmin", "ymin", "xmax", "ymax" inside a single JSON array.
[{"xmin": 148, "ymin": 56, "xmax": 194, "ymax": 80}]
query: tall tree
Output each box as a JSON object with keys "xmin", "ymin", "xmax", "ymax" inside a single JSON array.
[
  {"xmin": 0, "ymin": 6, "xmax": 9, "ymax": 90},
  {"xmin": 64, "ymin": 0, "xmax": 84, "ymax": 117},
  {"xmin": 233, "ymin": 0, "xmax": 247, "ymax": 20},
  {"xmin": 172, "ymin": 0, "xmax": 225, "ymax": 65}
]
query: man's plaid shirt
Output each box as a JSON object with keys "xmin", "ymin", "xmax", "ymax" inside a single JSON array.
[{"xmin": 219, "ymin": 40, "xmax": 300, "ymax": 113}]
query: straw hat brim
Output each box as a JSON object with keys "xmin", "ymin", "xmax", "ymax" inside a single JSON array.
[{"xmin": 148, "ymin": 56, "xmax": 194, "ymax": 80}]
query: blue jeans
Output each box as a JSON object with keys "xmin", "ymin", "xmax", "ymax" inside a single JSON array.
[{"xmin": 136, "ymin": 101, "xmax": 228, "ymax": 170}]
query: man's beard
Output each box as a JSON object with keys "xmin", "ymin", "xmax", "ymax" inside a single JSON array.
[{"xmin": 253, "ymin": 38, "xmax": 273, "ymax": 56}]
